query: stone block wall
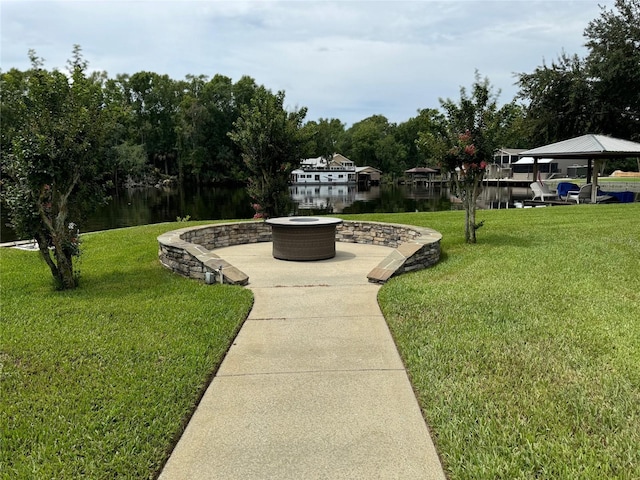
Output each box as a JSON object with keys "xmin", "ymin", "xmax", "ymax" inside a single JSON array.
[
  {"xmin": 157, "ymin": 221, "xmax": 270, "ymax": 286},
  {"xmin": 180, "ymin": 222, "xmax": 272, "ymax": 249},
  {"xmin": 335, "ymin": 221, "xmax": 420, "ymax": 248},
  {"xmin": 157, "ymin": 220, "xmax": 441, "ymax": 285},
  {"xmin": 344, "ymin": 221, "xmax": 442, "ymax": 283}
]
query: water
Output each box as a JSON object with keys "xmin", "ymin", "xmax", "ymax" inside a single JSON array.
[{"xmin": 0, "ymin": 183, "xmax": 547, "ymax": 243}]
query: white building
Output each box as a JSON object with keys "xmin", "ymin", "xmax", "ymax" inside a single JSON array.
[{"xmin": 291, "ymin": 153, "xmax": 357, "ymax": 184}]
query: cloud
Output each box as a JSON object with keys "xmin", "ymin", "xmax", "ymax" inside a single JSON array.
[{"xmin": 1, "ymin": 0, "xmax": 614, "ymax": 126}]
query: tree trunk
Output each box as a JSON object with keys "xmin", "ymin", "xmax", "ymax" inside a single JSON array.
[
  {"xmin": 36, "ymin": 188, "xmax": 79, "ymax": 289},
  {"xmin": 36, "ymin": 235, "xmax": 76, "ymax": 289},
  {"xmin": 54, "ymin": 248, "xmax": 76, "ymax": 289},
  {"xmin": 178, "ymin": 152, "xmax": 184, "ymax": 186},
  {"xmin": 37, "ymin": 233, "xmax": 59, "ymax": 282},
  {"xmin": 464, "ymin": 177, "xmax": 482, "ymax": 244},
  {"xmin": 464, "ymin": 195, "xmax": 470, "ymax": 243},
  {"xmin": 464, "ymin": 193, "xmax": 477, "ymax": 244},
  {"xmin": 467, "ymin": 196, "xmax": 477, "ymax": 244}
]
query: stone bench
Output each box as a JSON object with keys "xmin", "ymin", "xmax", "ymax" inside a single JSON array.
[{"xmin": 157, "ymin": 220, "xmax": 442, "ymax": 285}]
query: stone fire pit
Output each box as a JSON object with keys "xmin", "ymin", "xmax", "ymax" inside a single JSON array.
[{"xmin": 265, "ymin": 216, "xmax": 343, "ymax": 261}]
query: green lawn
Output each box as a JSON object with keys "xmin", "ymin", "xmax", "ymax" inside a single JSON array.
[
  {"xmin": 599, "ymin": 176, "xmax": 640, "ymax": 183},
  {"xmin": 2, "ymin": 205, "xmax": 639, "ymax": 479},
  {"xmin": 361, "ymin": 204, "xmax": 640, "ymax": 479},
  {"xmin": 1, "ymin": 222, "xmax": 253, "ymax": 479}
]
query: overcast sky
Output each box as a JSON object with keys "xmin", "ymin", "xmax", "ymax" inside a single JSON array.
[{"xmin": 1, "ymin": 0, "xmax": 614, "ymax": 126}]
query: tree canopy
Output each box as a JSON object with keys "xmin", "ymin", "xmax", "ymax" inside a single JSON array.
[
  {"xmin": 517, "ymin": 0, "xmax": 640, "ymax": 144},
  {"xmin": 300, "ymin": 118, "xmax": 345, "ymax": 161},
  {"xmin": 228, "ymin": 88, "xmax": 307, "ymax": 219},
  {"xmin": 584, "ymin": 0, "xmax": 640, "ymax": 141}
]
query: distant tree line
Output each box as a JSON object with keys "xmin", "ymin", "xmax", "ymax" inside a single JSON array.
[
  {"xmin": 0, "ymin": 68, "xmax": 463, "ymax": 187},
  {"xmin": 0, "ymin": 62, "xmax": 523, "ymax": 186}
]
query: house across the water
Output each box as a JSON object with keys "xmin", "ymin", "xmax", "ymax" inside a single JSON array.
[{"xmin": 291, "ymin": 154, "xmax": 381, "ymax": 185}]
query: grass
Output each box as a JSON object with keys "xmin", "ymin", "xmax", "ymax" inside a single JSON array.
[
  {"xmin": 2, "ymin": 206, "xmax": 639, "ymax": 479},
  {"xmin": 0, "ymin": 222, "xmax": 253, "ymax": 479},
  {"xmin": 353, "ymin": 204, "xmax": 640, "ymax": 479},
  {"xmin": 599, "ymin": 177, "xmax": 640, "ymax": 182}
]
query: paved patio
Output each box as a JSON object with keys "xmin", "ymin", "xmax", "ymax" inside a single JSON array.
[{"xmin": 158, "ymin": 241, "xmax": 446, "ymax": 479}]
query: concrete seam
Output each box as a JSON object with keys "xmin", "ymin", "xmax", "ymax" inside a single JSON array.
[{"xmin": 217, "ymin": 368, "xmax": 407, "ymax": 378}]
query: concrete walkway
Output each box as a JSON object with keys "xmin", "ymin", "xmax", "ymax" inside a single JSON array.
[{"xmin": 159, "ymin": 241, "xmax": 446, "ymax": 479}]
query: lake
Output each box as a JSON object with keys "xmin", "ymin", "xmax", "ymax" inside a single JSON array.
[{"xmin": 0, "ymin": 182, "xmax": 545, "ymax": 243}]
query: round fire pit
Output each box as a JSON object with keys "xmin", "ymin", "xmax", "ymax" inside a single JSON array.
[{"xmin": 265, "ymin": 216, "xmax": 343, "ymax": 261}]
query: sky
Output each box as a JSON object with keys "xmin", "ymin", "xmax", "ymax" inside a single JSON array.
[{"xmin": 1, "ymin": 0, "xmax": 614, "ymax": 127}]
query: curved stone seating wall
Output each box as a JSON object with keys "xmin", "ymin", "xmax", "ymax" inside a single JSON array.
[
  {"xmin": 157, "ymin": 222, "xmax": 271, "ymax": 286},
  {"xmin": 337, "ymin": 221, "xmax": 442, "ymax": 283},
  {"xmin": 157, "ymin": 220, "xmax": 442, "ymax": 285}
]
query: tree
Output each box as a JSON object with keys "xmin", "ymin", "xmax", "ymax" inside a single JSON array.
[
  {"xmin": 421, "ymin": 73, "xmax": 514, "ymax": 243},
  {"xmin": 342, "ymin": 115, "xmax": 408, "ymax": 176},
  {"xmin": 127, "ymin": 71, "xmax": 181, "ymax": 177},
  {"xmin": 414, "ymin": 109, "xmax": 451, "ymax": 167},
  {"xmin": 205, "ymin": 74, "xmax": 256, "ymax": 182},
  {"xmin": 491, "ymin": 102, "xmax": 530, "ymax": 149},
  {"xmin": 300, "ymin": 118, "xmax": 345, "ymax": 160},
  {"xmin": 100, "ymin": 74, "xmax": 151, "ymax": 187},
  {"xmin": 1, "ymin": 47, "xmax": 107, "ymax": 289},
  {"xmin": 0, "ymin": 68, "xmax": 29, "ymax": 156},
  {"xmin": 441, "ymin": 130, "xmax": 487, "ymax": 244},
  {"xmin": 176, "ymin": 75, "xmax": 210, "ymax": 184},
  {"xmin": 517, "ymin": 0, "xmax": 640, "ymax": 149},
  {"xmin": 174, "ymin": 74, "xmax": 260, "ymax": 185},
  {"xmin": 395, "ymin": 109, "xmax": 445, "ymax": 168},
  {"xmin": 517, "ymin": 53, "xmax": 594, "ymax": 145},
  {"xmin": 584, "ymin": 0, "xmax": 640, "ymax": 141},
  {"xmin": 228, "ymin": 87, "xmax": 307, "ymax": 219}
]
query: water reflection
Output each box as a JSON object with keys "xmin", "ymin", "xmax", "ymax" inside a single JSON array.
[
  {"xmin": 0, "ymin": 186, "xmax": 254, "ymax": 243},
  {"xmin": 0, "ymin": 182, "xmax": 614, "ymax": 243},
  {"xmin": 476, "ymin": 185, "xmax": 533, "ymax": 209},
  {"xmin": 289, "ymin": 184, "xmax": 532, "ymax": 215},
  {"xmin": 290, "ymin": 184, "xmax": 358, "ymax": 211},
  {"xmin": 82, "ymin": 186, "xmax": 255, "ymax": 234}
]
